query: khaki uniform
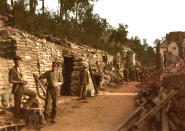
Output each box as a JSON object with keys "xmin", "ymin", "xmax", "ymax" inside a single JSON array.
[
  {"xmin": 41, "ymin": 70, "xmax": 63, "ymax": 119},
  {"xmin": 135, "ymin": 68, "xmax": 140, "ymax": 82},
  {"xmin": 123, "ymin": 69, "xmax": 128, "ymax": 82},
  {"xmin": 9, "ymin": 67, "xmax": 36, "ymax": 117},
  {"xmin": 79, "ymin": 69, "xmax": 89, "ymax": 99}
]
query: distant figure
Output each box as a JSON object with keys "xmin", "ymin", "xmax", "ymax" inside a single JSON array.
[
  {"xmin": 9, "ymin": 56, "xmax": 37, "ymax": 118},
  {"xmin": 79, "ymin": 66, "xmax": 89, "ymax": 99},
  {"xmin": 135, "ymin": 68, "xmax": 140, "ymax": 82},
  {"xmin": 163, "ymin": 51, "xmax": 167, "ymax": 68},
  {"xmin": 40, "ymin": 62, "xmax": 63, "ymax": 123},
  {"xmin": 123, "ymin": 68, "xmax": 128, "ymax": 82},
  {"xmin": 93, "ymin": 69, "xmax": 103, "ymax": 92}
]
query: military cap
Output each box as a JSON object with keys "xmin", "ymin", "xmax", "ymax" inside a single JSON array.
[
  {"xmin": 52, "ymin": 61, "xmax": 60, "ymax": 67},
  {"xmin": 13, "ymin": 56, "xmax": 22, "ymax": 61}
]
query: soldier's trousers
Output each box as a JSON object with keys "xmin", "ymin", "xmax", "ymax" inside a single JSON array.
[
  {"xmin": 80, "ymin": 84, "xmax": 87, "ymax": 99},
  {"xmin": 14, "ymin": 87, "xmax": 36, "ymax": 117},
  {"xmin": 44, "ymin": 86, "xmax": 60, "ymax": 119}
]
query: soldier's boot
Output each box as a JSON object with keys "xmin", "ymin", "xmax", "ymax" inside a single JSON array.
[
  {"xmin": 44, "ymin": 114, "xmax": 50, "ymax": 123},
  {"xmin": 51, "ymin": 117, "xmax": 56, "ymax": 123}
]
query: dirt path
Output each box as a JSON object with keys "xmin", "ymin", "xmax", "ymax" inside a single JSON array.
[{"xmin": 24, "ymin": 82, "xmax": 140, "ymax": 131}]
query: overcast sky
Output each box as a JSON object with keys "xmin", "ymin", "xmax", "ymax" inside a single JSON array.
[{"xmin": 32, "ymin": 0, "xmax": 185, "ymax": 46}]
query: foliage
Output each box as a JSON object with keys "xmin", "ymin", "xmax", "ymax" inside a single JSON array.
[
  {"xmin": 128, "ymin": 37, "xmax": 156, "ymax": 68},
  {"xmin": 0, "ymin": 0, "xmax": 156, "ymax": 68}
]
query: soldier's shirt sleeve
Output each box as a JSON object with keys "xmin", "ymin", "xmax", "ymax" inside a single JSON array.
[
  {"xmin": 9, "ymin": 68, "xmax": 14, "ymax": 82},
  {"xmin": 41, "ymin": 71, "xmax": 49, "ymax": 79}
]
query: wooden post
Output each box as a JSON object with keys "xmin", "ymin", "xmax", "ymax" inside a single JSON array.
[{"xmin": 161, "ymin": 92, "xmax": 169, "ymax": 131}]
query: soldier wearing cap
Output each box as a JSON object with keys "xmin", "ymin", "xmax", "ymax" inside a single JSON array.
[
  {"xmin": 40, "ymin": 61, "xmax": 63, "ymax": 123},
  {"xmin": 9, "ymin": 56, "xmax": 37, "ymax": 118},
  {"xmin": 79, "ymin": 65, "xmax": 89, "ymax": 99}
]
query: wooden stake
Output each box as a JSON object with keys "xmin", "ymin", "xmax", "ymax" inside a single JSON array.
[{"xmin": 161, "ymin": 92, "xmax": 169, "ymax": 131}]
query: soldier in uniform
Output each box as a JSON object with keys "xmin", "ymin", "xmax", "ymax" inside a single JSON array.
[
  {"xmin": 135, "ymin": 67, "xmax": 140, "ymax": 82},
  {"xmin": 163, "ymin": 51, "xmax": 167, "ymax": 68},
  {"xmin": 79, "ymin": 66, "xmax": 89, "ymax": 99},
  {"xmin": 9, "ymin": 56, "xmax": 37, "ymax": 118},
  {"xmin": 40, "ymin": 62, "xmax": 63, "ymax": 123},
  {"xmin": 138, "ymin": 68, "xmax": 144, "ymax": 82},
  {"xmin": 129, "ymin": 67, "xmax": 134, "ymax": 82},
  {"xmin": 123, "ymin": 68, "xmax": 128, "ymax": 82}
]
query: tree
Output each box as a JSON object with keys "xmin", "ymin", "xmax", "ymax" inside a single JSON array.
[
  {"xmin": 11, "ymin": 0, "xmax": 13, "ymax": 6},
  {"xmin": 77, "ymin": 4, "xmax": 108, "ymax": 46},
  {"xmin": 41, "ymin": 0, "xmax": 44, "ymax": 14},
  {"xmin": 58, "ymin": 0, "xmax": 64, "ymax": 20},
  {"xmin": 58, "ymin": 0, "xmax": 75, "ymax": 21},
  {"xmin": 108, "ymin": 24, "xmax": 128, "ymax": 46},
  {"xmin": 143, "ymin": 39, "xmax": 148, "ymax": 51},
  {"xmin": 0, "ymin": 0, "xmax": 8, "ymax": 14},
  {"xmin": 30, "ymin": 0, "xmax": 34, "ymax": 14},
  {"xmin": 74, "ymin": 0, "xmax": 98, "ymax": 27},
  {"xmin": 33, "ymin": 0, "xmax": 37, "ymax": 14},
  {"xmin": 154, "ymin": 39, "xmax": 161, "ymax": 69},
  {"xmin": 30, "ymin": 0, "xmax": 37, "ymax": 15}
]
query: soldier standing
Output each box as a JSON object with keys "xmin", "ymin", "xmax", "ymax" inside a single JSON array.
[
  {"xmin": 40, "ymin": 62, "xmax": 63, "ymax": 123},
  {"xmin": 135, "ymin": 67, "xmax": 140, "ymax": 82},
  {"xmin": 79, "ymin": 66, "xmax": 89, "ymax": 99},
  {"xmin": 9, "ymin": 56, "xmax": 37, "ymax": 118},
  {"xmin": 163, "ymin": 51, "xmax": 167, "ymax": 68},
  {"xmin": 123, "ymin": 68, "xmax": 128, "ymax": 82}
]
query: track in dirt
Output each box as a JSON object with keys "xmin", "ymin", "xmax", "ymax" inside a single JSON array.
[{"xmin": 23, "ymin": 82, "xmax": 140, "ymax": 131}]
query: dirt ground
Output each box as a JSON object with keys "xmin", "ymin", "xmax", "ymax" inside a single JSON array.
[{"xmin": 23, "ymin": 82, "xmax": 140, "ymax": 131}]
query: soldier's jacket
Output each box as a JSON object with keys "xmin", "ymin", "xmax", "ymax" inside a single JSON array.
[
  {"xmin": 41, "ymin": 70, "xmax": 63, "ymax": 88},
  {"xmin": 80, "ymin": 70, "xmax": 89, "ymax": 85},
  {"xmin": 9, "ymin": 66, "xmax": 23, "ymax": 93}
]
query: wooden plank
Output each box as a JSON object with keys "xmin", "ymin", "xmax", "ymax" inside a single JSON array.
[
  {"xmin": 116, "ymin": 106, "xmax": 145, "ymax": 131},
  {"xmin": 134, "ymin": 90, "xmax": 177, "ymax": 129},
  {"xmin": 33, "ymin": 73, "xmax": 46, "ymax": 96},
  {"xmin": 89, "ymin": 65, "xmax": 98, "ymax": 94},
  {"xmin": 161, "ymin": 92, "xmax": 169, "ymax": 131},
  {"xmin": 0, "ymin": 123, "xmax": 26, "ymax": 129}
]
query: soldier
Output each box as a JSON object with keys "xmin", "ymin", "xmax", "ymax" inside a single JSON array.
[
  {"xmin": 163, "ymin": 51, "xmax": 167, "ymax": 68},
  {"xmin": 129, "ymin": 67, "xmax": 134, "ymax": 82},
  {"xmin": 123, "ymin": 68, "xmax": 128, "ymax": 82},
  {"xmin": 135, "ymin": 67, "xmax": 140, "ymax": 82},
  {"xmin": 79, "ymin": 66, "xmax": 89, "ymax": 99},
  {"xmin": 9, "ymin": 56, "xmax": 37, "ymax": 118},
  {"xmin": 40, "ymin": 62, "xmax": 63, "ymax": 123},
  {"xmin": 138, "ymin": 68, "xmax": 144, "ymax": 82}
]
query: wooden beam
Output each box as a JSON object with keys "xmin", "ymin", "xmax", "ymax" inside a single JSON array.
[
  {"xmin": 135, "ymin": 90, "xmax": 177, "ymax": 129},
  {"xmin": 161, "ymin": 92, "xmax": 169, "ymax": 131}
]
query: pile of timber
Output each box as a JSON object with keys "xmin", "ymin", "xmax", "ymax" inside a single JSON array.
[
  {"xmin": 119, "ymin": 58, "xmax": 185, "ymax": 131},
  {"xmin": 0, "ymin": 109, "xmax": 26, "ymax": 130}
]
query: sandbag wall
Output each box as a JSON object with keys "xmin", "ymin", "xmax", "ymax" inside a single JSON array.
[{"xmin": 0, "ymin": 29, "xmax": 64, "ymax": 107}]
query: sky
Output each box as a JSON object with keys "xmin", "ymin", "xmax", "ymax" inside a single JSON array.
[
  {"xmin": 20, "ymin": 0, "xmax": 185, "ymax": 46},
  {"xmin": 93, "ymin": 0, "xmax": 185, "ymax": 46}
]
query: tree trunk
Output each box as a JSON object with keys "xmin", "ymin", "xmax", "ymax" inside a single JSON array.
[
  {"xmin": 11, "ymin": 0, "xmax": 13, "ymax": 6},
  {"xmin": 42, "ymin": 0, "xmax": 44, "ymax": 14},
  {"xmin": 65, "ymin": 10, "xmax": 68, "ymax": 21},
  {"xmin": 59, "ymin": 0, "xmax": 63, "ymax": 20},
  {"xmin": 0, "ymin": 0, "xmax": 7, "ymax": 13},
  {"xmin": 75, "ymin": 2, "xmax": 79, "ymax": 24},
  {"xmin": 33, "ymin": 0, "xmax": 37, "ymax": 14},
  {"xmin": 161, "ymin": 93, "xmax": 169, "ymax": 131},
  {"xmin": 30, "ymin": 0, "xmax": 34, "ymax": 14},
  {"xmin": 156, "ymin": 42, "xmax": 161, "ymax": 69}
]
